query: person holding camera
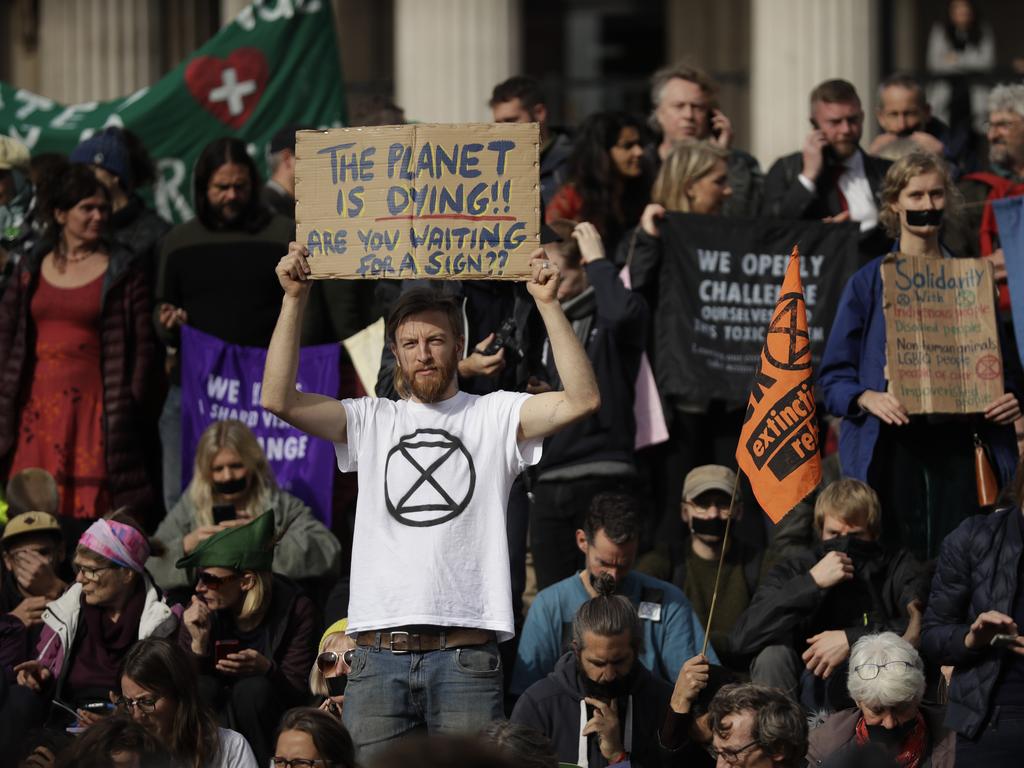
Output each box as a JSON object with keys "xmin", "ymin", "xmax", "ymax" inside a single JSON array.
[{"xmin": 526, "ymin": 220, "xmax": 648, "ymax": 590}]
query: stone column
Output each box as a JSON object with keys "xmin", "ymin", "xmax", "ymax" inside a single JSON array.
[
  {"xmin": 750, "ymin": 0, "xmax": 880, "ymax": 169},
  {"xmin": 394, "ymin": 0, "xmax": 522, "ymax": 123},
  {"xmin": 37, "ymin": 0, "xmax": 161, "ymax": 103}
]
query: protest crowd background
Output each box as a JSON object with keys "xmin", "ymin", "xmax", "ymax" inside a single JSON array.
[{"xmin": 7, "ymin": 1, "xmax": 1024, "ymax": 766}]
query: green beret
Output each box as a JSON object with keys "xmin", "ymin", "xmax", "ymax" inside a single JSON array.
[{"xmin": 176, "ymin": 512, "xmax": 275, "ymax": 572}]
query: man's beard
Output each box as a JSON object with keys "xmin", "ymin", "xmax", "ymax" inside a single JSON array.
[
  {"xmin": 401, "ymin": 356, "xmax": 456, "ymax": 403},
  {"xmin": 214, "ymin": 200, "xmax": 244, "ymax": 226}
]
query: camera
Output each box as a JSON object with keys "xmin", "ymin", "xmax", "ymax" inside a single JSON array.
[{"xmin": 481, "ymin": 317, "xmax": 523, "ymax": 361}]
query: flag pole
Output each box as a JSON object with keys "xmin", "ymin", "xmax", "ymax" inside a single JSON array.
[{"xmin": 700, "ymin": 471, "xmax": 741, "ymax": 657}]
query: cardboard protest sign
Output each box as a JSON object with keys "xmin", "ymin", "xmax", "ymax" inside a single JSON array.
[
  {"xmin": 882, "ymin": 255, "xmax": 1003, "ymax": 414},
  {"xmin": 296, "ymin": 123, "xmax": 540, "ymax": 280},
  {"xmin": 657, "ymin": 213, "xmax": 859, "ymax": 405}
]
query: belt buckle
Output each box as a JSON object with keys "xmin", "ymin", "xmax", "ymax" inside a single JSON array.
[{"xmin": 389, "ymin": 631, "xmax": 411, "ymax": 654}]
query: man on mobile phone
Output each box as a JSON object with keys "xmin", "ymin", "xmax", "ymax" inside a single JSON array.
[
  {"xmin": 646, "ymin": 64, "xmax": 763, "ymax": 217},
  {"xmin": 763, "ymin": 79, "xmax": 892, "ymax": 263}
]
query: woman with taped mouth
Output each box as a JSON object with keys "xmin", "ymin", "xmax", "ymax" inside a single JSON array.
[
  {"xmin": 176, "ymin": 513, "xmax": 316, "ymax": 767},
  {"xmin": 147, "ymin": 419, "xmax": 340, "ymax": 600},
  {"xmin": 819, "ymin": 150, "xmax": 1020, "ymax": 560}
]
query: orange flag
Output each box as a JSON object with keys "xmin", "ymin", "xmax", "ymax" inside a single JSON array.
[{"xmin": 736, "ymin": 246, "xmax": 822, "ymax": 523}]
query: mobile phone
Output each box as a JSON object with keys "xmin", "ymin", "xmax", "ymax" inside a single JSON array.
[
  {"xmin": 991, "ymin": 633, "xmax": 1018, "ymax": 649},
  {"xmin": 212, "ymin": 504, "xmax": 235, "ymax": 524},
  {"xmin": 215, "ymin": 639, "xmax": 241, "ymax": 661},
  {"xmin": 82, "ymin": 701, "xmax": 114, "ymax": 717}
]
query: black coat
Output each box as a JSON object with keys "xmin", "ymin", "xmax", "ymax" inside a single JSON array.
[
  {"xmin": 761, "ymin": 148, "xmax": 893, "ymax": 263},
  {"xmin": 729, "ymin": 544, "xmax": 927, "ymax": 658},
  {"xmin": 534, "ymin": 259, "xmax": 647, "ymax": 476},
  {"xmin": 510, "ymin": 651, "xmax": 677, "ymax": 768},
  {"xmin": 921, "ymin": 507, "xmax": 1023, "ymax": 739}
]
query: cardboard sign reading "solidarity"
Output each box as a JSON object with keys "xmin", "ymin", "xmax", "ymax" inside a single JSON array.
[
  {"xmin": 295, "ymin": 123, "xmax": 540, "ymax": 280},
  {"xmin": 882, "ymin": 254, "xmax": 1003, "ymax": 414}
]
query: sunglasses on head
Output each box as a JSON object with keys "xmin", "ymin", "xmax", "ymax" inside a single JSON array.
[
  {"xmin": 316, "ymin": 648, "xmax": 355, "ymax": 673},
  {"xmin": 195, "ymin": 571, "xmax": 239, "ymax": 589}
]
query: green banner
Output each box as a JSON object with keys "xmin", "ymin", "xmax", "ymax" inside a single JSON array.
[{"xmin": 0, "ymin": 0, "xmax": 346, "ymax": 223}]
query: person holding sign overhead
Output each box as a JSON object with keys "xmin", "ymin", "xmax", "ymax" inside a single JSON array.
[
  {"xmin": 261, "ymin": 241, "xmax": 599, "ymax": 756},
  {"xmin": 819, "ymin": 151, "xmax": 1021, "ymax": 560}
]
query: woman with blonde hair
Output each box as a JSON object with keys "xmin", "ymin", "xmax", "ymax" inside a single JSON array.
[
  {"xmin": 147, "ymin": 419, "xmax": 340, "ymax": 593},
  {"xmin": 820, "ymin": 151, "xmax": 1020, "ymax": 559},
  {"xmin": 308, "ymin": 618, "xmax": 357, "ymax": 720},
  {"xmin": 628, "ymin": 139, "xmax": 736, "ymax": 546},
  {"xmin": 177, "ymin": 514, "xmax": 316, "ymax": 767}
]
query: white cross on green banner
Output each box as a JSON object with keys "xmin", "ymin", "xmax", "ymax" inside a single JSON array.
[{"xmin": 0, "ymin": 0, "xmax": 346, "ymax": 223}]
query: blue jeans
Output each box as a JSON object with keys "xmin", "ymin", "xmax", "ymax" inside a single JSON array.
[{"xmin": 342, "ymin": 639, "xmax": 504, "ymax": 757}]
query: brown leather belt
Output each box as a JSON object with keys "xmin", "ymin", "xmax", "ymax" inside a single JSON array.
[{"xmin": 355, "ymin": 628, "xmax": 494, "ymax": 653}]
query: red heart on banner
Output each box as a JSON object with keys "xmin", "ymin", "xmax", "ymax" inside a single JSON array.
[{"xmin": 185, "ymin": 48, "xmax": 268, "ymax": 129}]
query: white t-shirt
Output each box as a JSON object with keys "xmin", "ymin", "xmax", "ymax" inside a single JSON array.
[
  {"xmin": 216, "ymin": 728, "xmax": 258, "ymax": 768},
  {"xmin": 336, "ymin": 390, "xmax": 541, "ymax": 641}
]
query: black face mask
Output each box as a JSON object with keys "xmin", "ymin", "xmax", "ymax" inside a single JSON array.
[
  {"xmin": 904, "ymin": 208, "xmax": 943, "ymax": 227},
  {"xmin": 578, "ymin": 663, "xmax": 638, "ymax": 701},
  {"xmin": 691, "ymin": 517, "xmax": 729, "ymax": 538},
  {"xmin": 326, "ymin": 675, "xmax": 348, "ymax": 697},
  {"xmin": 212, "ymin": 476, "xmax": 248, "ymax": 495},
  {"xmin": 865, "ymin": 718, "xmax": 917, "ymax": 749},
  {"xmin": 823, "ymin": 535, "xmax": 883, "ymax": 568}
]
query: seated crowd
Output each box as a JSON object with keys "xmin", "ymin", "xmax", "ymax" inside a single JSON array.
[{"xmin": 2, "ymin": 51, "xmax": 1024, "ymax": 768}]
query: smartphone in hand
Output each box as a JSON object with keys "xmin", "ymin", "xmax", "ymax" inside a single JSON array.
[
  {"xmin": 212, "ymin": 504, "xmax": 235, "ymax": 524},
  {"xmin": 215, "ymin": 639, "xmax": 241, "ymax": 661}
]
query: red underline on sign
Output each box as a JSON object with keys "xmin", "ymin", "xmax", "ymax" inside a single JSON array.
[{"xmin": 374, "ymin": 214, "xmax": 518, "ymax": 222}]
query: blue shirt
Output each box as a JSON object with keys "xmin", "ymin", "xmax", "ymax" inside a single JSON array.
[{"xmin": 510, "ymin": 570, "xmax": 718, "ymax": 695}]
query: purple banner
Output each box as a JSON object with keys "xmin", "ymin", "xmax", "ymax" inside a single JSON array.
[{"xmin": 180, "ymin": 325, "xmax": 340, "ymax": 524}]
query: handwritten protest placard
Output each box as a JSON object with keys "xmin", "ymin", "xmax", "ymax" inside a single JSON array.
[
  {"xmin": 882, "ymin": 255, "xmax": 1003, "ymax": 414},
  {"xmin": 295, "ymin": 123, "xmax": 540, "ymax": 280}
]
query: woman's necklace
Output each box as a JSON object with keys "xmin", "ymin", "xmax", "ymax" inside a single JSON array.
[{"xmin": 65, "ymin": 249, "xmax": 96, "ymax": 263}]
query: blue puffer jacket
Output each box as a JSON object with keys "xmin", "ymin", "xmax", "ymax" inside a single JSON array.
[{"xmin": 920, "ymin": 507, "xmax": 1023, "ymax": 738}]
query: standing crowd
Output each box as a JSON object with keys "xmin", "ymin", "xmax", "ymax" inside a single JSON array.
[{"xmin": 2, "ymin": 2, "xmax": 1024, "ymax": 765}]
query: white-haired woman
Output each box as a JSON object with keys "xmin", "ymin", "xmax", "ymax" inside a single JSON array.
[
  {"xmin": 806, "ymin": 632, "xmax": 954, "ymax": 768},
  {"xmin": 147, "ymin": 419, "xmax": 341, "ymax": 594}
]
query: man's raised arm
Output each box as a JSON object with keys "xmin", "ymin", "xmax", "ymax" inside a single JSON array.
[
  {"xmin": 261, "ymin": 243, "xmax": 349, "ymax": 444},
  {"xmin": 518, "ymin": 249, "xmax": 601, "ymax": 442}
]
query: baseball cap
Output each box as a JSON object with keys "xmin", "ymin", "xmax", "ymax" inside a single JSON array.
[
  {"xmin": 0, "ymin": 136, "xmax": 30, "ymax": 172},
  {"xmin": 683, "ymin": 465, "xmax": 737, "ymax": 501},
  {"xmin": 2, "ymin": 511, "xmax": 62, "ymax": 546}
]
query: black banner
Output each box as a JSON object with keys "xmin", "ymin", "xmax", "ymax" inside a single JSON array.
[{"xmin": 659, "ymin": 213, "xmax": 860, "ymax": 405}]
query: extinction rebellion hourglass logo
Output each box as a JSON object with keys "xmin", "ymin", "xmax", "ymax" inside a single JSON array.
[{"xmin": 384, "ymin": 429, "xmax": 476, "ymax": 527}]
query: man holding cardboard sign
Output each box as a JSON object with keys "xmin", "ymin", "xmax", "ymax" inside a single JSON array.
[
  {"xmin": 261, "ymin": 230, "xmax": 599, "ymax": 752},
  {"xmin": 820, "ymin": 151, "xmax": 1021, "ymax": 560}
]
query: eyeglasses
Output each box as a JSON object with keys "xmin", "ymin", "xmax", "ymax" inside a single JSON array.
[
  {"xmin": 115, "ymin": 694, "xmax": 161, "ymax": 714},
  {"xmin": 72, "ymin": 562, "xmax": 115, "ymax": 582},
  {"xmin": 854, "ymin": 660, "xmax": 912, "ymax": 680},
  {"xmin": 270, "ymin": 759, "xmax": 328, "ymax": 768},
  {"xmin": 711, "ymin": 739, "xmax": 759, "ymax": 766},
  {"xmin": 196, "ymin": 571, "xmax": 239, "ymax": 589},
  {"xmin": 316, "ymin": 649, "xmax": 355, "ymax": 673},
  {"xmin": 986, "ymin": 119, "xmax": 1023, "ymax": 131}
]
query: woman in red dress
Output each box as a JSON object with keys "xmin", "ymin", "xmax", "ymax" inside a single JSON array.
[{"xmin": 0, "ymin": 165, "xmax": 156, "ymax": 519}]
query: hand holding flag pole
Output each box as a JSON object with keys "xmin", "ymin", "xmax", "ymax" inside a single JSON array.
[{"xmin": 701, "ymin": 246, "xmax": 823, "ymax": 651}]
